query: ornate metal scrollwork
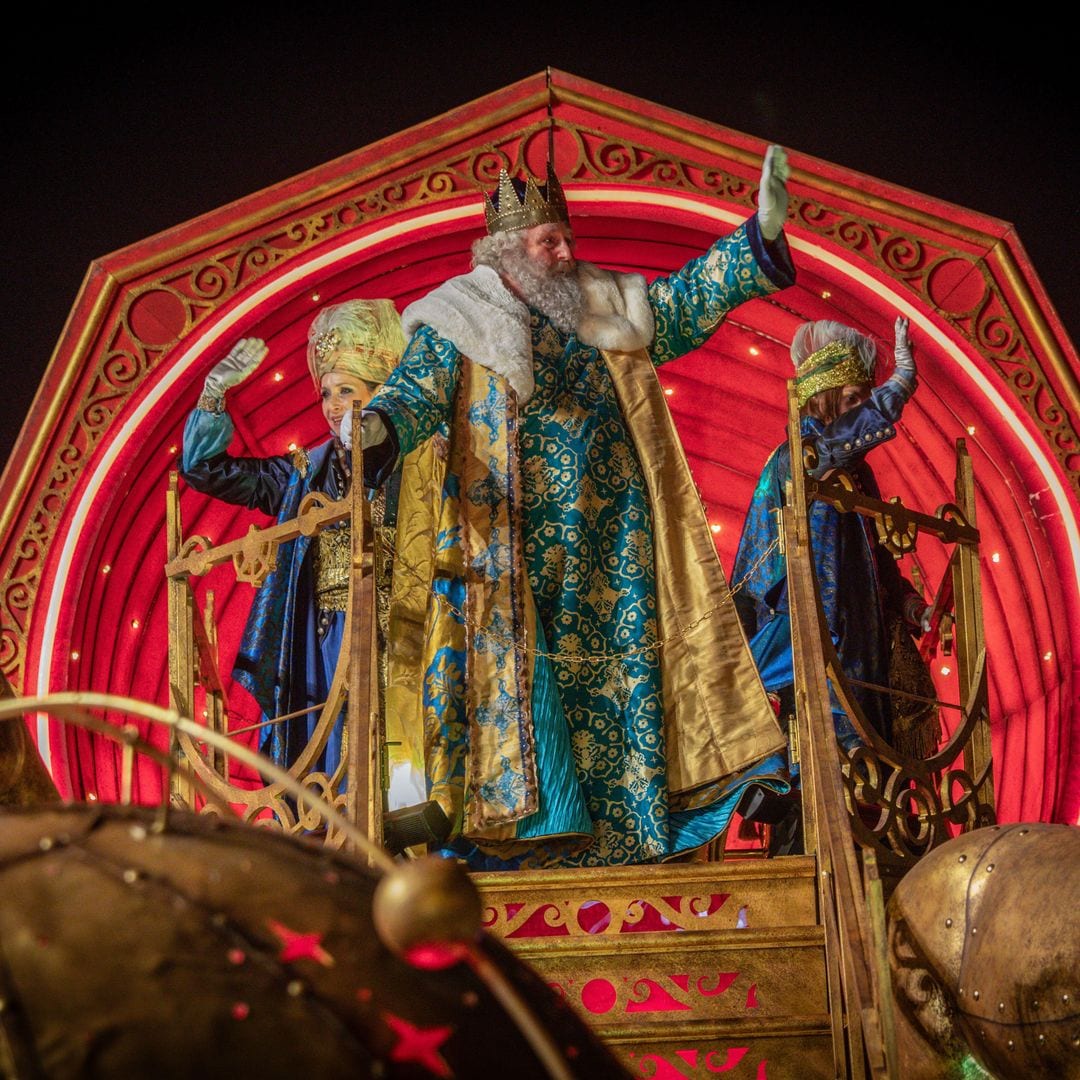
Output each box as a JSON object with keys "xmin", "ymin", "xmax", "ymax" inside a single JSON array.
[
  {"xmin": 232, "ymin": 525, "xmax": 278, "ymax": 587},
  {"xmin": 875, "ymin": 496, "xmax": 920, "ymax": 558}
]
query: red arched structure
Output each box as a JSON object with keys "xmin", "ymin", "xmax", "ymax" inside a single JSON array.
[{"xmin": 1, "ymin": 70, "xmax": 1076, "ymax": 824}]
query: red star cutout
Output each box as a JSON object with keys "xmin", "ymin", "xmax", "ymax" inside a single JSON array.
[
  {"xmin": 383, "ymin": 1011, "xmax": 454, "ymax": 1078},
  {"xmin": 266, "ymin": 919, "xmax": 334, "ymax": 967}
]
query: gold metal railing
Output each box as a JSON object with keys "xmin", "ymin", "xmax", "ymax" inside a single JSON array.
[
  {"xmin": 782, "ymin": 380, "xmax": 994, "ymax": 1078},
  {"xmin": 162, "ymin": 403, "xmax": 382, "ymax": 857}
]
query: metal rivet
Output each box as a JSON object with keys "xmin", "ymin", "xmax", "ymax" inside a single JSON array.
[
  {"xmin": 1064, "ymin": 994, "xmax": 1071, "ymax": 1004},
  {"xmin": 1019, "ymin": 828, "xmax": 1029, "ymax": 835},
  {"xmin": 998, "ymin": 1002, "xmax": 1005, "ymax": 1012},
  {"xmin": 986, "ymin": 863, "xmax": 994, "ymax": 872},
  {"xmin": 39, "ymin": 837, "xmax": 54, "ymax": 851},
  {"xmin": 958, "ymin": 988, "xmax": 965, "ymax": 996},
  {"xmin": 1038, "ymin": 1034, "xmax": 1045, "ymax": 1044},
  {"xmin": 129, "ymin": 825, "xmax": 147, "ymax": 841},
  {"xmin": 287, "ymin": 980, "xmax": 303, "ymax": 997},
  {"xmin": 945, "ymin": 918, "xmax": 953, "ymax": 928},
  {"xmin": 843, "ymin": 442, "xmax": 852, "ymax": 450},
  {"xmin": 1008, "ymin": 1040, "xmax": 1015, "ymax": 1050},
  {"xmin": 971, "ymin": 927, "xmax": 978, "ymax": 935},
  {"xmin": 973, "ymin": 990, "xmax": 980, "ymax": 1000},
  {"xmin": 958, "ymin": 854, "xmax": 967, "ymax": 863},
  {"xmin": 123, "ymin": 869, "xmax": 138, "ymax": 884}
]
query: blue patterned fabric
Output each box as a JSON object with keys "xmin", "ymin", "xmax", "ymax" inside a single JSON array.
[
  {"xmin": 732, "ymin": 406, "xmax": 916, "ymax": 750},
  {"xmin": 368, "ymin": 218, "xmax": 794, "ymax": 867},
  {"xmin": 181, "ymin": 410, "xmax": 346, "ymax": 773}
]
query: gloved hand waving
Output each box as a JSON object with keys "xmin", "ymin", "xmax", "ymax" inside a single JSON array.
[
  {"xmin": 201, "ymin": 338, "xmax": 268, "ymax": 406},
  {"xmin": 757, "ymin": 145, "xmax": 791, "ymax": 242}
]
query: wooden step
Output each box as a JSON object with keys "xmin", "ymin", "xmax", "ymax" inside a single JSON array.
[
  {"xmin": 474, "ymin": 857, "xmax": 830, "ymax": 1077},
  {"xmin": 506, "ymin": 925, "xmax": 826, "ymax": 1030},
  {"xmin": 600, "ymin": 1016, "xmax": 836, "ymax": 1079},
  {"xmin": 473, "ymin": 855, "xmax": 818, "ymax": 940}
]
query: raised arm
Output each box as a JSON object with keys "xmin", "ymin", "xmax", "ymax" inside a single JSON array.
[
  {"xmin": 649, "ymin": 145, "xmax": 796, "ymax": 363},
  {"xmin": 180, "ymin": 337, "xmax": 293, "ymax": 515}
]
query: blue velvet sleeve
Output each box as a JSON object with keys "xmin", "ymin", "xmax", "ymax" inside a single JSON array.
[
  {"xmin": 179, "ymin": 408, "xmax": 293, "ymax": 517},
  {"xmin": 806, "ymin": 402, "xmax": 899, "ymax": 479},
  {"xmin": 182, "ymin": 408, "xmax": 234, "ymax": 472}
]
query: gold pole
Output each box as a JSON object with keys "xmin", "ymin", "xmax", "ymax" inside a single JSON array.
[
  {"xmin": 346, "ymin": 404, "xmax": 383, "ymax": 860},
  {"xmin": 952, "ymin": 439, "xmax": 994, "ymax": 811},
  {"xmin": 165, "ymin": 473, "xmax": 196, "ymax": 808}
]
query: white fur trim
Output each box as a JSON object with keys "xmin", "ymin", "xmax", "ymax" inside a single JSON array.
[
  {"xmin": 401, "ymin": 262, "xmax": 656, "ymax": 403},
  {"xmin": 576, "ymin": 263, "xmax": 655, "ymax": 351},
  {"xmin": 402, "ymin": 266, "xmax": 534, "ymax": 402}
]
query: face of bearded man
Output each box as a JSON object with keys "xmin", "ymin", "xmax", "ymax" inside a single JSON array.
[{"xmin": 473, "ymin": 224, "xmax": 584, "ymax": 335}]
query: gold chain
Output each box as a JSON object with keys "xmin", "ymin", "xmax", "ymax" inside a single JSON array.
[{"xmin": 382, "ymin": 535, "xmax": 780, "ymax": 665}]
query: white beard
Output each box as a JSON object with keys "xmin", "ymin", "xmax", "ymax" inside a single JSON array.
[{"xmin": 500, "ymin": 246, "xmax": 584, "ymax": 334}]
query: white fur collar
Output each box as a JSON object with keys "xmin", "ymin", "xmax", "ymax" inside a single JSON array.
[
  {"xmin": 576, "ymin": 262, "xmax": 655, "ymax": 353},
  {"xmin": 401, "ymin": 262, "xmax": 655, "ymax": 404},
  {"xmin": 402, "ymin": 266, "xmax": 534, "ymax": 401}
]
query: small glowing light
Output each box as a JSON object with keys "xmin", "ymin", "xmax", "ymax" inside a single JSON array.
[
  {"xmin": 940, "ymin": 665, "xmax": 951, "ymax": 677},
  {"xmin": 1043, "ymin": 651, "xmax": 1053, "ymax": 662},
  {"xmin": 130, "ymin": 618, "xmax": 140, "ymax": 630},
  {"xmin": 102, "ymin": 564, "xmax": 111, "ymax": 575},
  {"xmin": 991, "ymin": 552, "xmax": 1001, "ymax": 563},
  {"xmin": 821, "ymin": 290, "xmax": 831, "ymax": 300},
  {"xmin": 168, "ymin": 445, "xmax": 178, "ymax": 455},
  {"xmin": 663, "ymin": 387, "xmax": 675, "ymax": 397},
  {"xmin": 87, "ymin": 792, "xmax": 98, "ymax": 801},
  {"xmin": 966, "ymin": 425, "xmax": 976, "ymax": 435},
  {"xmin": 287, "ymin": 441, "xmax": 298, "ymax": 452},
  {"xmin": 749, "ymin": 346, "xmax": 760, "ymax": 356},
  {"xmin": 70, "ymin": 651, "xmax": 79, "ymax": 661},
  {"xmin": 710, "ymin": 523, "xmax": 722, "ymax": 534},
  {"xmin": 311, "ymin": 292, "xmax": 321, "ymax": 303},
  {"xmin": 273, "ymin": 372, "xmax": 284, "ymax": 382}
]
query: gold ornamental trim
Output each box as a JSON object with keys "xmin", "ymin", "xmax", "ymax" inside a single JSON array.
[{"xmin": 2, "ymin": 100, "xmax": 1077, "ymax": 685}]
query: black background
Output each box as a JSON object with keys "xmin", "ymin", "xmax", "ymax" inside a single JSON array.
[{"xmin": 2, "ymin": 10, "xmax": 1074, "ymax": 468}]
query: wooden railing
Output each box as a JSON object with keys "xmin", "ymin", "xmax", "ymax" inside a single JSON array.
[
  {"xmin": 162, "ymin": 404, "xmax": 383, "ymax": 856},
  {"xmin": 782, "ymin": 381, "xmax": 994, "ymax": 1078}
]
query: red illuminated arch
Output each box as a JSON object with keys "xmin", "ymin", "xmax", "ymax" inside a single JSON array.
[{"xmin": 1, "ymin": 70, "xmax": 1076, "ymax": 824}]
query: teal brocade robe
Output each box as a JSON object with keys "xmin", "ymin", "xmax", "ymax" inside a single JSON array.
[{"xmin": 369, "ymin": 220, "xmax": 794, "ymax": 868}]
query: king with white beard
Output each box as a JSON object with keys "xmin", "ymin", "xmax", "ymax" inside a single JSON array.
[{"xmin": 363, "ymin": 149, "xmax": 798, "ymax": 869}]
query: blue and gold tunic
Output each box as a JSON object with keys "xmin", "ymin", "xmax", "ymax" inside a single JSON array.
[{"xmin": 370, "ymin": 219, "xmax": 794, "ymax": 867}]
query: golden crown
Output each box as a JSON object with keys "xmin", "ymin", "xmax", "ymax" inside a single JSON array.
[{"xmin": 483, "ymin": 163, "xmax": 570, "ymax": 234}]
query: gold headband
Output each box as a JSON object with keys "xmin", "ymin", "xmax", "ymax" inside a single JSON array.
[{"xmin": 794, "ymin": 340, "xmax": 872, "ymax": 407}]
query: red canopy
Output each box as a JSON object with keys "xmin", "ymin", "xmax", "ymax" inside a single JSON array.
[{"xmin": 2, "ymin": 70, "xmax": 1076, "ymax": 824}]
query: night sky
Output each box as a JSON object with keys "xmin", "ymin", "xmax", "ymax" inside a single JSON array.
[{"xmin": 2, "ymin": 10, "xmax": 1075, "ymax": 469}]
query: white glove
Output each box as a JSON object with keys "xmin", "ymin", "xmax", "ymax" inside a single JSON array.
[
  {"xmin": 339, "ymin": 407, "xmax": 389, "ymax": 451},
  {"xmin": 757, "ymin": 145, "xmax": 791, "ymax": 241},
  {"xmin": 203, "ymin": 337, "xmax": 267, "ymax": 399},
  {"xmin": 888, "ymin": 316, "xmax": 917, "ymax": 400}
]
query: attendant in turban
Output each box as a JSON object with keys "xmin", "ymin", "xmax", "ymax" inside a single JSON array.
[
  {"xmin": 181, "ymin": 299, "xmax": 405, "ymax": 777},
  {"xmin": 731, "ymin": 316, "xmax": 934, "ymax": 852}
]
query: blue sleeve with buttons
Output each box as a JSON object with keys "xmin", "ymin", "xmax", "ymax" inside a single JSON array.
[{"xmin": 807, "ymin": 397, "xmax": 898, "ymax": 479}]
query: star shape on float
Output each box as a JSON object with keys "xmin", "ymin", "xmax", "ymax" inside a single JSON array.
[
  {"xmin": 266, "ymin": 919, "xmax": 334, "ymax": 967},
  {"xmin": 383, "ymin": 1011, "xmax": 454, "ymax": 1078}
]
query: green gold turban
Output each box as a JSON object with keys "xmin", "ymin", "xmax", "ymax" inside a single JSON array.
[{"xmin": 306, "ymin": 298, "xmax": 405, "ymax": 389}]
